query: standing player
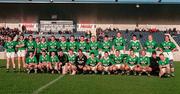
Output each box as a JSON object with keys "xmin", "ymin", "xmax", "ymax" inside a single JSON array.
[
  {"xmin": 68, "ymin": 35, "xmax": 78, "ymax": 53},
  {"xmin": 89, "ymin": 35, "xmax": 100, "ymax": 57},
  {"xmin": 77, "ymin": 36, "xmax": 89, "ymax": 56},
  {"xmin": 97, "ymin": 52, "xmax": 114, "ymax": 75},
  {"xmin": 137, "ymin": 50, "xmax": 152, "ymax": 76},
  {"xmin": 16, "ymin": 35, "xmax": 26, "ymax": 71},
  {"xmin": 144, "ymin": 34, "xmax": 158, "ymax": 57},
  {"xmin": 39, "ymin": 50, "xmax": 50, "ymax": 72},
  {"xmin": 25, "ymin": 51, "xmax": 38, "ymax": 74},
  {"xmin": 40, "ymin": 36, "xmax": 48, "ymax": 53},
  {"xmin": 128, "ymin": 35, "xmax": 142, "ymax": 57},
  {"xmin": 86, "ymin": 52, "xmax": 99, "ymax": 74},
  {"xmin": 35, "ymin": 37, "xmax": 41, "ymax": 62},
  {"xmin": 160, "ymin": 35, "xmax": 176, "ymax": 77},
  {"xmin": 49, "ymin": 51, "xmax": 60, "ymax": 74},
  {"xmin": 124, "ymin": 50, "xmax": 138, "ymax": 75},
  {"xmin": 4, "ymin": 36, "xmax": 16, "ymax": 72},
  {"xmin": 26, "ymin": 35, "xmax": 37, "ymax": 56},
  {"xmin": 100, "ymin": 35, "xmax": 112, "ymax": 57},
  {"xmin": 112, "ymin": 32, "xmax": 126, "ymax": 54},
  {"xmin": 48, "ymin": 36, "xmax": 59, "ymax": 54},
  {"xmin": 59, "ymin": 36, "xmax": 68, "ymax": 54},
  {"xmin": 158, "ymin": 53, "xmax": 171, "ymax": 78},
  {"xmin": 67, "ymin": 49, "xmax": 77, "ymax": 75},
  {"xmin": 75, "ymin": 49, "xmax": 87, "ymax": 74}
]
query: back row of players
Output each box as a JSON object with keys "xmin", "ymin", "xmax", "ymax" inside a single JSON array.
[{"xmin": 4, "ymin": 32, "xmax": 177, "ymax": 77}]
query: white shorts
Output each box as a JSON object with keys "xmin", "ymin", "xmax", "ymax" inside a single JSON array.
[
  {"xmin": 104, "ymin": 66, "xmax": 109, "ymax": 71},
  {"xmin": 17, "ymin": 50, "xmax": 26, "ymax": 57},
  {"xmin": 129, "ymin": 66, "xmax": 135, "ymax": 70},
  {"xmin": 120, "ymin": 50, "xmax": 125, "ymax": 54},
  {"xmin": 146, "ymin": 52, "xmax": 152, "ymax": 57},
  {"xmin": 91, "ymin": 66, "xmax": 96, "ymax": 71},
  {"xmin": 134, "ymin": 52, "xmax": 139, "ymax": 57},
  {"xmin": 6, "ymin": 52, "xmax": 15, "ymax": 58},
  {"xmin": 163, "ymin": 52, "xmax": 174, "ymax": 60},
  {"xmin": 115, "ymin": 64, "xmax": 124, "ymax": 68}
]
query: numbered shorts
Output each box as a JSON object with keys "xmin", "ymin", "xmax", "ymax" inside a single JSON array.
[
  {"xmin": 6, "ymin": 52, "xmax": 15, "ymax": 58},
  {"xmin": 163, "ymin": 52, "xmax": 174, "ymax": 60},
  {"xmin": 17, "ymin": 50, "xmax": 26, "ymax": 57}
]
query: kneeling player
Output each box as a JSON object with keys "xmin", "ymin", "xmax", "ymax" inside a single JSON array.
[
  {"xmin": 86, "ymin": 52, "xmax": 99, "ymax": 74},
  {"xmin": 113, "ymin": 50, "xmax": 125, "ymax": 74},
  {"xmin": 97, "ymin": 52, "xmax": 114, "ymax": 75},
  {"xmin": 39, "ymin": 51, "xmax": 50, "ymax": 72},
  {"xmin": 58, "ymin": 49, "xmax": 68, "ymax": 75},
  {"xmin": 25, "ymin": 52, "xmax": 38, "ymax": 74},
  {"xmin": 49, "ymin": 51, "xmax": 60, "ymax": 74},
  {"xmin": 137, "ymin": 50, "xmax": 152, "ymax": 76},
  {"xmin": 68, "ymin": 49, "xmax": 77, "ymax": 75},
  {"xmin": 124, "ymin": 50, "xmax": 138, "ymax": 75},
  {"xmin": 158, "ymin": 53, "xmax": 171, "ymax": 78}
]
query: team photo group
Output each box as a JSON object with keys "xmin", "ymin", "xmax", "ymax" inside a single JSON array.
[{"xmin": 3, "ymin": 32, "xmax": 177, "ymax": 78}]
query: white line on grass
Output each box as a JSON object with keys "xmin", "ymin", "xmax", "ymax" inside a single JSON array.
[{"xmin": 32, "ymin": 75, "xmax": 64, "ymax": 94}]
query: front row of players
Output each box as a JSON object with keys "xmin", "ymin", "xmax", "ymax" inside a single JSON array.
[{"xmin": 25, "ymin": 49, "xmax": 173, "ymax": 77}]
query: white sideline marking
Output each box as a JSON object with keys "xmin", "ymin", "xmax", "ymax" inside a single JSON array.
[{"xmin": 32, "ymin": 75, "xmax": 64, "ymax": 94}]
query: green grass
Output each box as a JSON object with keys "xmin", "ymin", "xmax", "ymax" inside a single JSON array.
[{"xmin": 0, "ymin": 60, "xmax": 180, "ymax": 94}]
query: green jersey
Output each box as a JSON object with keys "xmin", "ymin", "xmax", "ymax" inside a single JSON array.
[
  {"xmin": 100, "ymin": 56, "xmax": 114, "ymax": 66},
  {"xmin": 49, "ymin": 55, "xmax": 59, "ymax": 63},
  {"xmin": 138, "ymin": 56, "xmax": 150, "ymax": 66},
  {"xmin": 39, "ymin": 55, "xmax": 50, "ymax": 63},
  {"xmin": 59, "ymin": 41, "xmax": 68, "ymax": 52},
  {"xmin": 36, "ymin": 42, "xmax": 41, "ymax": 53},
  {"xmin": 26, "ymin": 56, "xmax": 37, "ymax": 64},
  {"xmin": 113, "ymin": 55, "xmax": 124, "ymax": 64},
  {"xmin": 48, "ymin": 41, "xmax": 59, "ymax": 52},
  {"xmin": 160, "ymin": 41, "xmax": 176, "ymax": 52},
  {"xmin": 68, "ymin": 54, "xmax": 76, "ymax": 64},
  {"xmin": 89, "ymin": 41, "xmax": 100, "ymax": 55},
  {"xmin": 40, "ymin": 42, "xmax": 48, "ymax": 52},
  {"xmin": 113, "ymin": 37, "xmax": 126, "ymax": 50},
  {"xmin": 129, "ymin": 40, "xmax": 141, "ymax": 52},
  {"xmin": 77, "ymin": 41, "xmax": 88, "ymax": 52},
  {"xmin": 101, "ymin": 41, "xmax": 112, "ymax": 52},
  {"xmin": 126, "ymin": 56, "xmax": 138, "ymax": 66},
  {"xmin": 86, "ymin": 57, "xmax": 98, "ymax": 66},
  {"xmin": 144, "ymin": 40, "xmax": 157, "ymax": 52},
  {"xmin": 16, "ymin": 40, "xmax": 26, "ymax": 51},
  {"xmin": 4, "ymin": 41, "xmax": 16, "ymax": 52},
  {"xmin": 158, "ymin": 58, "xmax": 169, "ymax": 66},
  {"xmin": 26, "ymin": 41, "xmax": 37, "ymax": 52},
  {"xmin": 68, "ymin": 41, "xmax": 78, "ymax": 51}
]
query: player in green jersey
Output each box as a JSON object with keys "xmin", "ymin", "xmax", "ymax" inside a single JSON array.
[
  {"xmin": 38, "ymin": 50, "xmax": 50, "ymax": 72},
  {"xmin": 67, "ymin": 49, "xmax": 77, "ymax": 75},
  {"xmin": 85, "ymin": 52, "xmax": 99, "ymax": 74},
  {"xmin": 100, "ymin": 35, "xmax": 112, "ymax": 57},
  {"xmin": 112, "ymin": 50, "xmax": 125, "ymax": 74},
  {"xmin": 89, "ymin": 35, "xmax": 100, "ymax": 57},
  {"xmin": 48, "ymin": 36, "xmax": 59, "ymax": 54},
  {"xmin": 4, "ymin": 36, "xmax": 16, "ymax": 72},
  {"xmin": 160, "ymin": 35, "xmax": 176, "ymax": 77},
  {"xmin": 68, "ymin": 35, "xmax": 78, "ymax": 52},
  {"xmin": 40, "ymin": 36, "xmax": 48, "ymax": 52},
  {"xmin": 144, "ymin": 34, "xmax": 158, "ymax": 57},
  {"xmin": 49, "ymin": 51, "xmax": 60, "ymax": 74},
  {"xmin": 137, "ymin": 50, "xmax": 152, "ymax": 76},
  {"xmin": 77, "ymin": 36, "xmax": 89, "ymax": 57},
  {"xmin": 128, "ymin": 35, "xmax": 142, "ymax": 57},
  {"xmin": 158, "ymin": 53, "xmax": 171, "ymax": 78},
  {"xmin": 59, "ymin": 36, "xmax": 68, "ymax": 53},
  {"xmin": 25, "ymin": 51, "xmax": 38, "ymax": 74},
  {"xmin": 97, "ymin": 51, "xmax": 114, "ymax": 75},
  {"xmin": 112, "ymin": 32, "xmax": 126, "ymax": 54},
  {"xmin": 16, "ymin": 35, "xmax": 26, "ymax": 71},
  {"xmin": 26, "ymin": 35, "xmax": 37, "ymax": 56},
  {"xmin": 124, "ymin": 50, "xmax": 138, "ymax": 75}
]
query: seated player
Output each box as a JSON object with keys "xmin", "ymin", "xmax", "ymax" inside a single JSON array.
[
  {"xmin": 75, "ymin": 49, "xmax": 87, "ymax": 74},
  {"xmin": 124, "ymin": 50, "xmax": 138, "ymax": 75},
  {"xmin": 49, "ymin": 51, "xmax": 60, "ymax": 74},
  {"xmin": 113, "ymin": 50, "xmax": 125, "ymax": 74},
  {"xmin": 67, "ymin": 49, "xmax": 77, "ymax": 75},
  {"xmin": 39, "ymin": 50, "xmax": 50, "ymax": 72},
  {"xmin": 85, "ymin": 52, "xmax": 99, "ymax": 74},
  {"xmin": 137, "ymin": 50, "xmax": 152, "ymax": 76},
  {"xmin": 158, "ymin": 53, "xmax": 171, "ymax": 78},
  {"xmin": 25, "ymin": 51, "xmax": 38, "ymax": 74},
  {"xmin": 97, "ymin": 51, "xmax": 114, "ymax": 75},
  {"xmin": 57, "ymin": 49, "xmax": 68, "ymax": 75}
]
